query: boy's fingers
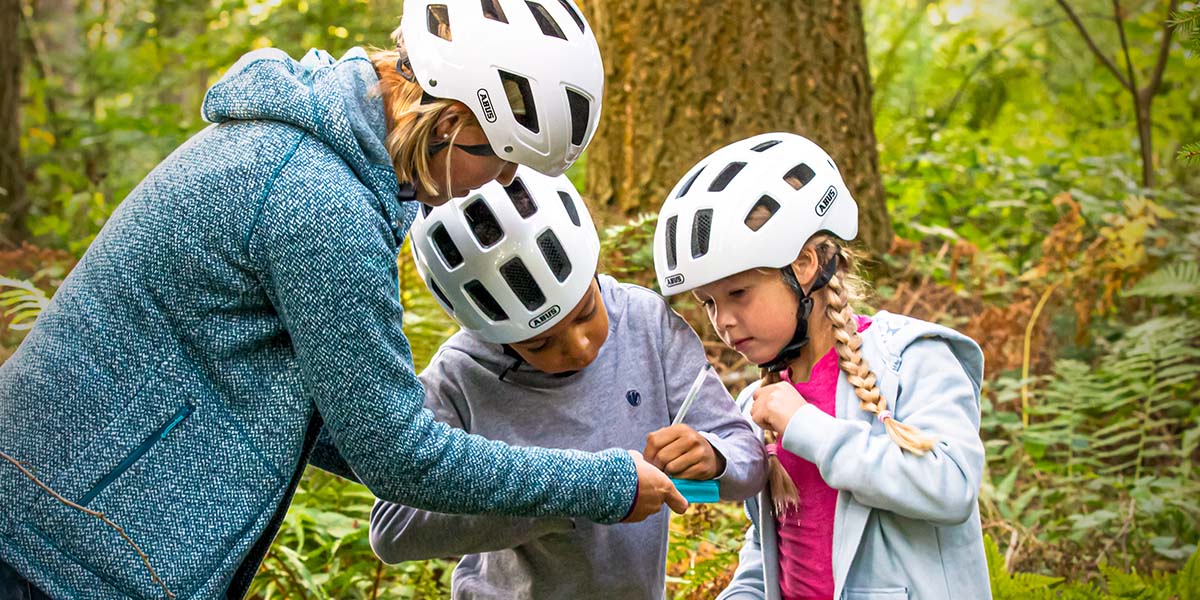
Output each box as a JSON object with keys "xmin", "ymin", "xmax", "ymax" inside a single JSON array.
[
  {"xmin": 641, "ymin": 440, "xmax": 659, "ymax": 465},
  {"xmin": 655, "ymin": 437, "xmax": 697, "ymax": 472},
  {"xmin": 677, "ymin": 463, "xmax": 709, "ymax": 480},
  {"xmin": 665, "ymin": 446, "xmax": 707, "ymax": 476}
]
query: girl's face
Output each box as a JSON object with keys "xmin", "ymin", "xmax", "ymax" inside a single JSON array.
[
  {"xmin": 691, "ymin": 269, "xmax": 801, "ymax": 366},
  {"xmin": 417, "ymin": 104, "xmax": 519, "ymax": 206},
  {"xmin": 508, "ymin": 279, "xmax": 610, "ymax": 374}
]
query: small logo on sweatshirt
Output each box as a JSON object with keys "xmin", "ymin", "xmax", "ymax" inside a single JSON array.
[
  {"xmin": 477, "ymin": 89, "xmax": 497, "ymax": 123},
  {"xmin": 665, "ymin": 273, "xmax": 685, "ymax": 288},
  {"xmin": 529, "ymin": 304, "xmax": 560, "ymax": 329},
  {"xmin": 816, "ymin": 185, "xmax": 837, "ymax": 216},
  {"xmin": 625, "ymin": 389, "xmax": 642, "ymax": 406}
]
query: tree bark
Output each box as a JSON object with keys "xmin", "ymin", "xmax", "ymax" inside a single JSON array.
[
  {"xmin": 580, "ymin": 0, "xmax": 892, "ymax": 255},
  {"xmin": 1, "ymin": 0, "xmax": 27, "ymax": 246}
]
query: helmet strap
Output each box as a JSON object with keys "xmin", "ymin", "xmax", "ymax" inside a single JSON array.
[
  {"xmin": 499, "ymin": 344, "xmax": 524, "ymax": 381},
  {"xmin": 757, "ymin": 254, "xmax": 840, "ymax": 373}
]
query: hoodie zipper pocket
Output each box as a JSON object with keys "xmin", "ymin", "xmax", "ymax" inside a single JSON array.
[{"xmin": 78, "ymin": 404, "xmax": 194, "ymax": 507}]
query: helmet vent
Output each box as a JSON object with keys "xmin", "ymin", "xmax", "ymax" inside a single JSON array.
[
  {"xmin": 784, "ymin": 163, "xmax": 816, "ymax": 191},
  {"xmin": 744, "ymin": 195, "xmax": 780, "ymax": 232},
  {"xmin": 526, "ymin": 1, "xmax": 567, "ymax": 40},
  {"xmin": 481, "ymin": 0, "xmax": 508, "ymax": 22},
  {"xmin": 431, "ymin": 224, "xmax": 464, "ymax": 268},
  {"xmin": 428, "ymin": 277, "xmax": 455, "ymax": 312},
  {"xmin": 559, "ymin": 191, "xmax": 581, "ymax": 227},
  {"xmin": 565, "ymin": 88, "xmax": 590, "ymax": 146},
  {"xmin": 505, "ymin": 178, "xmax": 538, "ymax": 218},
  {"xmin": 676, "ymin": 166, "xmax": 704, "ymax": 198},
  {"xmin": 665, "ymin": 215, "xmax": 678, "ymax": 269},
  {"xmin": 557, "ymin": 0, "xmax": 586, "ymax": 32},
  {"xmin": 538, "ymin": 230, "xmax": 573, "ymax": 282},
  {"xmin": 501, "ymin": 257, "xmax": 547, "ymax": 310},
  {"xmin": 464, "ymin": 199, "xmax": 505, "ymax": 247},
  {"xmin": 691, "ymin": 208, "xmax": 713, "ymax": 258},
  {"xmin": 421, "ymin": 203, "xmax": 433, "ymax": 218},
  {"xmin": 751, "ymin": 140, "xmax": 781, "ymax": 152},
  {"xmin": 427, "ymin": 5, "xmax": 452, "ymax": 41},
  {"xmin": 499, "ymin": 71, "xmax": 540, "ymax": 134},
  {"xmin": 465, "ymin": 280, "xmax": 509, "ymax": 321},
  {"xmin": 708, "ymin": 162, "xmax": 746, "ymax": 192}
]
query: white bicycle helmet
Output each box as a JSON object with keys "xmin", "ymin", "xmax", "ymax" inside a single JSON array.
[
  {"xmin": 400, "ymin": 0, "xmax": 603, "ymax": 176},
  {"xmin": 410, "ymin": 165, "xmax": 600, "ymax": 344},
  {"xmin": 653, "ymin": 132, "xmax": 859, "ymax": 297}
]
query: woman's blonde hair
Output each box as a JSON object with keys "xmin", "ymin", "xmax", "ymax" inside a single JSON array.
[
  {"xmin": 368, "ymin": 28, "xmax": 478, "ymax": 198},
  {"xmin": 757, "ymin": 233, "xmax": 936, "ymax": 515}
]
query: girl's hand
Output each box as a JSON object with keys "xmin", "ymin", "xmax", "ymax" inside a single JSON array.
[
  {"xmin": 622, "ymin": 450, "xmax": 689, "ymax": 523},
  {"xmin": 751, "ymin": 381, "xmax": 808, "ymax": 434},
  {"xmin": 643, "ymin": 424, "xmax": 726, "ymax": 480}
]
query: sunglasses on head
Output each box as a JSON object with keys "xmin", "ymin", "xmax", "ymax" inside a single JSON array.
[{"xmin": 427, "ymin": 139, "xmax": 497, "ymax": 158}]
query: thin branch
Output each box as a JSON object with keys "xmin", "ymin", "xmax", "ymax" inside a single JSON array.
[
  {"xmin": 16, "ymin": 7, "xmax": 63, "ymax": 143},
  {"xmin": 1055, "ymin": 0, "xmax": 1134, "ymax": 90},
  {"xmin": 871, "ymin": 0, "xmax": 934, "ymax": 113},
  {"xmin": 0, "ymin": 450, "xmax": 175, "ymax": 598},
  {"xmin": 1022, "ymin": 282, "xmax": 1060, "ymax": 429},
  {"xmin": 370, "ymin": 560, "xmax": 385, "ymax": 599},
  {"xmin": 898, "ymin": 17, "xmax": 1071, "ymax": 178},
  {"xmin": 1112, "ymin": 0, "xmax": 1140, "ymax": 93},
  {"xmin": 1144, "ymin": 0, "xmax": 1181, "ymax": 98}
]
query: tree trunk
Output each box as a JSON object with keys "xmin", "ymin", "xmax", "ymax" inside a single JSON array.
[
  {"xmin": 0, "ymin": 0, "xmax": 27, "ymax": 246},
  {"xmin": 580, "ymin": 0, "xmax": 892, "ymax": 255}
]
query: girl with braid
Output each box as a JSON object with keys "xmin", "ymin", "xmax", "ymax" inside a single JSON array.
[{"xmin": 652, "ymin": 133, "xmax": 990, "ymax": 600}]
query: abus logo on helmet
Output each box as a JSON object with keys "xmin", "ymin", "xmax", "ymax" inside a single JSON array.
[
  {"xmin": 665, "ymin": 274, "xmax": 686, "ymax": 288},
  {"xmin": 816, "ymin": 185, "xmax": 837, "ymax": 216},
  {"xmin": 477, "ymin": 89, "xmax": 497, "ymax": 123},
  {"xmin": 529, "ymin": 305, "xmax": 561, "ymax": 329}
]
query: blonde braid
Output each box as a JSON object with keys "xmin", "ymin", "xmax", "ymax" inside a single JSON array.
[
  {"xmin": 760, "ymin": 368, "xmax": 800, "ymax": 516},
  {"xmin": 825, "ymin": 259, "xmax": 936, "ymax": 455}
]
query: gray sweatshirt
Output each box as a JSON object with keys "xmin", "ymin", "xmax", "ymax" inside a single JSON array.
[{"xmin": 370, "ymin": 275, "xmax": 766, "ymax": 599}]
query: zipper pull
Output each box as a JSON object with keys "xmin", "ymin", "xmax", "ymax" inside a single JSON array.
[{"xmin": 161, "ymin": 405, "xmax": 194, "ymax": 439}]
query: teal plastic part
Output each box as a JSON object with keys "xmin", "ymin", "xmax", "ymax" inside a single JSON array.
[{"xmin": 670, "ymin": 478, "xmax": 720, "ymax": 504}]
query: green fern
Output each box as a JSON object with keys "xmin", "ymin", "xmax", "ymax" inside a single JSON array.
[
  {"xmin": 1181, "ymin": 546, "xmax": 1200, "ymax": 600},
  {"xmin": 1020, "ymin": 317, "xmax": 1200, "ymax": 563},
  {"xmin": 1179, "ymin": 142, "xmax": 1200, "ymax": 166},
  {"xmin": 1127, "ymin": 261, "xmax": 1200, "ymax": 299},
  {"xmin": 986, "ymin": 534, "xmax": 1065, "ymax": 599},
  {"xmin": 0, "ymin": 277, "xmax": 51, "ymax": 331},
  {"xmin": 1176, "ymin": 7, "xmax": 1200, "ymax": 166},
  {"xmin": 1172, "ymin": 7, "xmax": 1200, "ymax": 53}
]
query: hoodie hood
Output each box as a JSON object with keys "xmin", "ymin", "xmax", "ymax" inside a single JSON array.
[{"xmin": 202, "ymin": 47, "xmax": 416, "ymax": 233}]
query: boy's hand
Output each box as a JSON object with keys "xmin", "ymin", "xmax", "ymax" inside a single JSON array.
[
  {"xmin": 643, "ymin": 424, "xmax": 726, "ymax": 480},
  {"xmin": 750, "ymin": 381, "xmax": 808, "ymax": 434},
  {"xmin": 622, "ymin": 450, "xmax": 688, "ymax": 523}
]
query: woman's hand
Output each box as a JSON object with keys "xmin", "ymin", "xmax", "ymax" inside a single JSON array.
[
  {"xmin": 621, "ymin": 450, "xmax": 689, "ymax": 523},
  {"xmin": 751, "ymin": 381, "xmax": 808, "ymax": 434},
  {"xmin": 643, "ymin": 424, "xmax": 725, "ymax": 480}
]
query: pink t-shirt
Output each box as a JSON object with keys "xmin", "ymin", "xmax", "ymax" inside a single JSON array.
[{"xmin": 771, "ymin": 315, "xmax": 871, "ymax": 600}]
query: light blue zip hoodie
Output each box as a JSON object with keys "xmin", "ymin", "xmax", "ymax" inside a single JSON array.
[
  {"xmin": 0, "ymin": 48, "xmax": 635, "ymax": 600},
  {"xmin": 717, "ymin": 312, "xmax": 991, "ymax": 600}
]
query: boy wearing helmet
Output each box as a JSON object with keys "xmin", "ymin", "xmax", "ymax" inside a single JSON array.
[
  {"xmin": 0, "ymin": 1, "xmax": 677, "ymax": 598},
  {"xmin": 653, "ymin": 133, "xmax": 989, "ymax": 600},
  {"xmin": 370, "ymin": 167, "xmax": 766, "ymax": 599}
]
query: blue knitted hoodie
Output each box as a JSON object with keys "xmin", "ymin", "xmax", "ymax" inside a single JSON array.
[{"xmin": 0, "ymin": 48, "xmax": 635, "ymax": 600}]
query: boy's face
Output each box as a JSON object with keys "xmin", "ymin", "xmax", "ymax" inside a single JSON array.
[{"xmin": 508, "ymin": 279, "xmax": 609, "ymax": 374}]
